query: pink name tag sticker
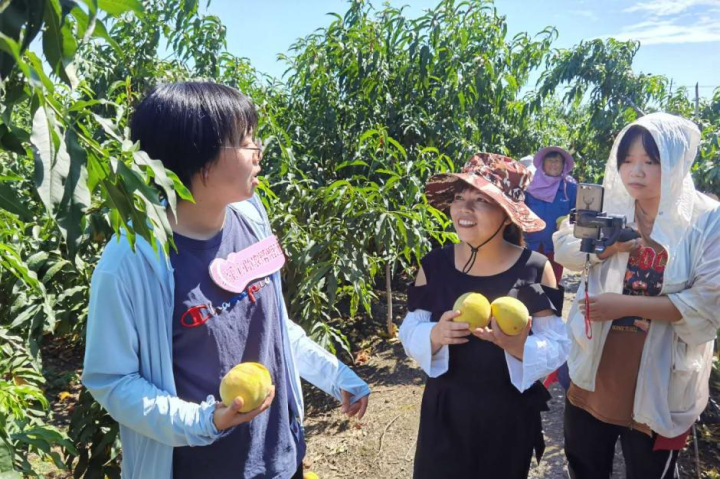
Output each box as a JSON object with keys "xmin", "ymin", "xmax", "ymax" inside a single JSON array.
[{"xmin": 209, "ymin": 235, "xmax": 286, "ymax": 293}]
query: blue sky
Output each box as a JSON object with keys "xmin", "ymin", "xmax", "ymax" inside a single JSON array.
[{"xmin": 204, "ymin": 0, "xmax": 719, "ymax": 97}]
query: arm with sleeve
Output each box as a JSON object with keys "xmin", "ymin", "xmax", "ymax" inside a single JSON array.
[
  {"xmin": 669, "ymin": 218, "xmax": 720, "ymax": 345},
  {"xmin": 504, "ymin": 314, "xmax": 570, "ymax": 392},
  {"xmin": 82, "ymin": 270, "xmax": 222, "ymax": 447},
  {"xmin": 239, "ymin": 195, "xmax": 371, "ymax": 405},
  {"xmin": 552, "ymin": 219, "xmax": 603, "ymax": 272},
  {"xmin": 285, "ymin": 318, "xmax": 371, "ymax": 403},
  {"xmin": 398, "ymin": 309, "xmax": 450, "ymax": 377}
]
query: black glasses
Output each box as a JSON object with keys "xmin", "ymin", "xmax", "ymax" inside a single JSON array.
[{"xmin": 222, "ymin": 138, "xmax": 263, "ymax": 159}]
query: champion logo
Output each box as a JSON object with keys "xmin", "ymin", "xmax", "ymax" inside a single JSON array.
[
  {"xmin": 180, "ymin": 304, "xmax": 213, "ymax": 328},
  {"xmin": 179, "ymin": 277, "xmax": 271, "ymax": 328}
]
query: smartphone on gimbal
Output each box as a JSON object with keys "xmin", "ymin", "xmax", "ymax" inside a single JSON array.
[{"xmin": 573, "ymin": 184, "xmax": 604, "ymax": 240}]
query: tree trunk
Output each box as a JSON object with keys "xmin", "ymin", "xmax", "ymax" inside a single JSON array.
[{"xmin": 386, "ymin": 262, "xmax": 394, "ymax": 337}]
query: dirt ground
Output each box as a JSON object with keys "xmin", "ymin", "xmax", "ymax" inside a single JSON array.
[
  {"xmin": 301, "ymin": 273, "xmax": 714, "ymax": 479},
  {"xmin": 301, "ymin": 342, "xmax": 579, "ymax": 479}
]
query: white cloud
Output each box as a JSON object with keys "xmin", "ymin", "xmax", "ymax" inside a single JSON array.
[
  {"xmin": 624, "ymin": 0, "xmax": 720, "ymax": 16},
  {"xmin": 604, "ymin": 0, "xmax": 720, "ymax": 44},
  {"xmin": 611, "ymin": 18, "xmax": 720, "ymax": 44}
]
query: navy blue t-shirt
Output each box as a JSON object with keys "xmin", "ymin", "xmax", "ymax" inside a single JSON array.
[{"xmin": 170, "ymin": 207, "xmax": 301, "ymax": 479}]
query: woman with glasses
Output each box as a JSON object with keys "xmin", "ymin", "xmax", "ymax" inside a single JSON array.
[{"xmin": 82, "ymin": 82, "xmax": 370, "ymax": 479}]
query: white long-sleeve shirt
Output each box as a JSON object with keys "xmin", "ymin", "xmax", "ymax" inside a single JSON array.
[{"xmin": 398, "ymin": 309, "xmax": 570, "ymax": 392}]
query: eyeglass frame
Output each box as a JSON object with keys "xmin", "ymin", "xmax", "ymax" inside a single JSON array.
[{"xmin": 221, "ymin": 138, "xmax": 264, "ymax": 159}]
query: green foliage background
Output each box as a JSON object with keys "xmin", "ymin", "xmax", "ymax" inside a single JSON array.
[{"xmin": 0, "ymin": 0, "xmax": 718, "ymax": 476}]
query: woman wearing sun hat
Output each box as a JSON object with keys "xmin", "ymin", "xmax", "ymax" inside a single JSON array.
[
  {"xmin": 398, "ymin": 153, "xmax": 570, "ymax": 478},
  {"xmin": 525, "ymin": 146, "xmax": 578, "ymax": 283},
  {"xmin": 524, "ymin": 146, "xmax": 577, "ymax": 392}
]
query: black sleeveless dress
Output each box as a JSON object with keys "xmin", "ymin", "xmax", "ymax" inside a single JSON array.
[{"xmin": 408, "ymin": 245, "xmax": 563, "ymax": 479}]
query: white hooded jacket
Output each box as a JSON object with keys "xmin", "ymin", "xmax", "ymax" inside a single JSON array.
[{"xmin": 553, "ymin": 112, "xmax": 720, "ymax": 437}]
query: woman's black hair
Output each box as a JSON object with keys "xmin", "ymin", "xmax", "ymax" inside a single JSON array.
[
  {"xmin": 616, "ymin": 125, "xmax": 661, "ymax": 169},
  {"xmin": 503, "ymin": 223, "xmax": 525, "ymax": 247},
  {"xmin": 543, "ymin": 151, "xmax": 564, "ymax": 164},
  {"xmin": 130, "ymin": 82, "xmax": 258, "ymax": 189}
]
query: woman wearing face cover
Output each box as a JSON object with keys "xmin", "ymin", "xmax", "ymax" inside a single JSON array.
[
  {"xmin": 398, "ymin": 153, "xmax": 570, "ymax": 478},
  {"xmin": 553, "ymin": 113, "xmax": 720, "ymax": 479},
  {"xmin": 525, "ymin": 147, "xmax": 578, "ymax": 283}
]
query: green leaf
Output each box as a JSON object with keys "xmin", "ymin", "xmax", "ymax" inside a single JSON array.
[
  {"xmin": 0, "ymin": 31, "xmax": 24, "ymax": 82},
  {"xmin": 168, "ymin": 170, "xmax": 193, "ymax": 201},
  {"xmin": 42, "ymin": 259, "xmax": 71, "ymax": 283},
  {"xmin": 26, "ymin": 251, "xmax": 50, "ymax": 271},
  {"xmin": 358, "ymin": 129, "xmax": 379, "ymax": 143},
  {"xmin": 326, "ymin": 179, "xmax": 351, "ymax": 192},
  {"xmin": 0, "ymin": 0, "xmax": 44, "ymax": 81},
  {"xmin": 20, "ymin": 0, "xmax": 46, "ymax": 52},
  {"xmin": 386, "ymin": 137, "xmax": 407, "ymax": 159},
  {"xmin": 0, "ymin": 173, "xmax": 22, "ymax": 181},
  {"xmin": 138, "ymin": 192, "xmax": 172, "ymax": 254},
  {"xmin": 24, "ymin": 51, "xmax": 56, "ymax": 92},
  {"xmin": 0, "ymin": 182, "xmax": 33, "ymax": 221},
  {"xmin": 97, "ymin": 0, "xmax": 144, "ymax": 18},
  {"xmin": 132, "ymin": 150, "xmax": 181, "ymax": 215},
  {"xmin": 85, "ymin": 150, "xmax": 107, "ymax": 192},
  {"xmin": 115, "ymin": 160, "xmax": 159, "ymax": 203},
  {"xmin": 92, "ymin": 114, "xmax": 123, "ymax": 141},
  {"xmin": 70, "ymin": 4, "xmax": 121, "ymax": 53},
  {"xmin": 9, "ymin": 303, "xmax": 41, "ymax": 329},
  {"xmin": 56, "ymin": 127, "xmax": 90, "ymax": 256},
  {"xmin": 335, "ymin": 159, "xmax": 369, "ymax": 171},
  {"xmin": 69, "ymin": 3, "xmax": 92, "ymax": 40},
  {"xmin": 42, "ymin": 0, "xmax": 78, "ymax": 87},
  {"xmin": 57, "ymin": 285, "xmax": 86, "ymax": 303},
  {"xmin": 0, "ymin": 439, "xmax": 20, "ymax": 478},
  {"xmin": 31, "ymin": 106, "xmax": 70, "ymax": 217},
  {"xmin": 68, "ymin": 99, "xmax": 107, "ymax": 111},
  {"xmin": 102, "ymin": 179, "xmax": 149, "ymax": 249},
  {"xmin": 375, "ymin": 212, "xmax": 386, "ymax": 237}
]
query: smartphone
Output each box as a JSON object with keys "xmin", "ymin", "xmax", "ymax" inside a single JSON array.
[{"xmin": 574, "ymin": 183, "xmax": 604, "ymax": 240}]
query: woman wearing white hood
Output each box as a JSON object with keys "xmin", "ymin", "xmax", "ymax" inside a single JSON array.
[{"xmin": 553, "ymin": 112, "xmax": 720, "ymax": 479}]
